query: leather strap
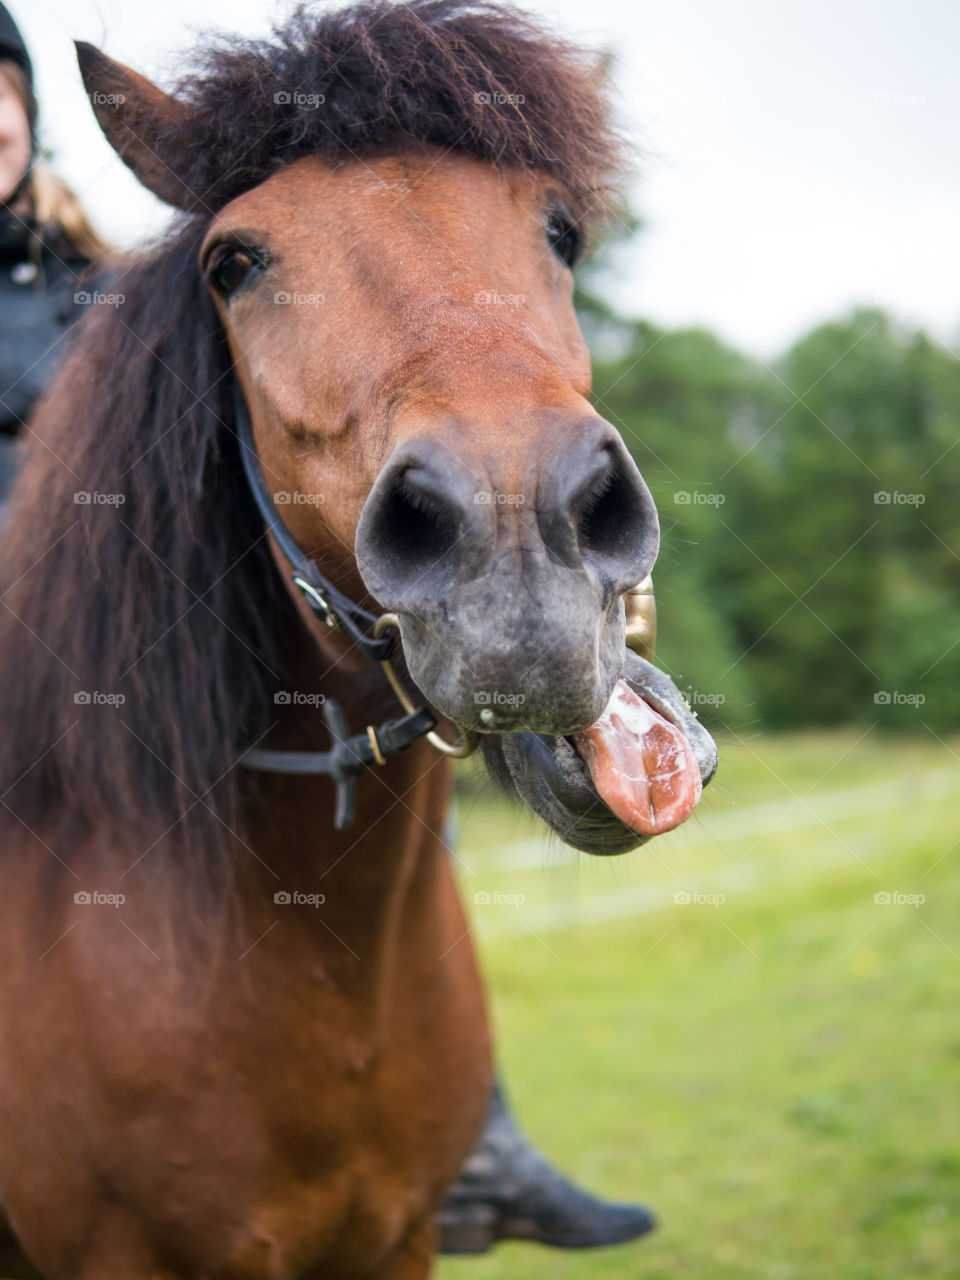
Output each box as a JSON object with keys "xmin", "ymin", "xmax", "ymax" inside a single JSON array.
[
  {"xmin": 232, "ymin": 376, "xmax": 440, "ymax": 830},
  {"xmin": 233, "ymin": 381, "xmax": 395, "ymax": 663},
  {"xmin": 244, "ymin": 699, "xmax": 436, "ymax": 831}
]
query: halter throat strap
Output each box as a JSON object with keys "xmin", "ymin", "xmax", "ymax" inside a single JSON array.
[{"xmin": 244, "ymin": 699, "xmax": 437, "ymax": 831}]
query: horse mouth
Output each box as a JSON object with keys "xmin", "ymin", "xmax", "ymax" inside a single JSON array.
[{"xmin": 485, "ymin": 651, "xmax": 718, "ymax": 856}]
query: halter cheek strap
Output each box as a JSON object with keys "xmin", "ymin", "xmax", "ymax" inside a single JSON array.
[
  {"xmin": 232, "ymin": 378, "xmax": 477, "ymax": 830},
  {"xmin": 233, "ymin": 382, "xmax": 395, "ymax": 663}
]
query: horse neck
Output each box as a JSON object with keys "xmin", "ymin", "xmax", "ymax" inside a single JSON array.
[{"xmin": 240, "ymin": 624, "xmax": 456, "ymax": 990}]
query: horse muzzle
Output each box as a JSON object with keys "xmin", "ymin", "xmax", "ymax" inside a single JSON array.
[{"xmin": 355, "ymin": 415, "xmax": 660, "ymax": 736}]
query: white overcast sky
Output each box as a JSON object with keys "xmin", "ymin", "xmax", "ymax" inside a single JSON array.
[{"xmin": 10, "ymin": 0, "xmax": 960, "ymax": 356}]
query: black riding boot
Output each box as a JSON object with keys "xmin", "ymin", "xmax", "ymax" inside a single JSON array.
[{"xmin": 437, "ymin": 1081, "xmax": 656, "ymax": 1254}]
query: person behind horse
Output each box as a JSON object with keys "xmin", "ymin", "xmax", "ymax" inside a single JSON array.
[{"xmin": 0, "ymin": 7, "xmax": 108, "ymax": 509}]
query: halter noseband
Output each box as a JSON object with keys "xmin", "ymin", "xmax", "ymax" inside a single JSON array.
[{"xmin": 232, "ymin": 379, "xmax": 477, "ymax": 830}]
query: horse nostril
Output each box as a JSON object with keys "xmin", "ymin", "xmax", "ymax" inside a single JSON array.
[
  {"xmin": 377, "ymin": 468, "xmax": 458, "ymax": 570},
  {"xmin": 577, "ymin": 446, "xmax": 646, "ymax": 560},
  {"xmin": 356, "ymin": 446, "xmax": 479, "ymax": 605},
  {"xmin": 539, "ymin": 426, "xmax": 660, "ymax": 593}
]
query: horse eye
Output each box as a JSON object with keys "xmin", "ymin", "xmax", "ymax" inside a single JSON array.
[
  {"xmin": 206, "ymin": 246, "xmax": 261, "ymax": 297},
  {"xmin": 545, "ymin": 210, "xmax": 583, "ymax": 268}
]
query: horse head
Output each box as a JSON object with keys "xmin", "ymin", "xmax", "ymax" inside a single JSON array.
[{"xmin": 76, "ymin": 4, "xmax": 716, "ymax": 856}]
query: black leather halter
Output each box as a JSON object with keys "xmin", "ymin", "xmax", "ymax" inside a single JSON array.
[{"xmin": 232, "ymin": 379, "xmax": 447, "ymax": 830}]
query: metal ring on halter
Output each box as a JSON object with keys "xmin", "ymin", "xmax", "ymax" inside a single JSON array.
[{"xmin": 373, "ymin": 614, "xmax": 479, "ymax": 759}]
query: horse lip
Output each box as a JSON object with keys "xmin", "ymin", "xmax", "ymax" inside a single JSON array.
[
  {"xmin": 496, "ymin": 651, "xmax": 718, "ymax": 855},
  {"xmin": 498, "ymin": 729, "xmax": 645, "ymax": 856}
]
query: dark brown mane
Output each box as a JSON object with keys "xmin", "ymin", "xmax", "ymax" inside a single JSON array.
[
  {"xmin": 162, "ymin": 0, "xmax": 623, "ymax": 219},
  {"xmin": 0, "ymin": 221, "xmax": 293, "ymax": 884},
  {"xmin": 0, "ymin": 0, "xmax": 623, "ymax": 880}
]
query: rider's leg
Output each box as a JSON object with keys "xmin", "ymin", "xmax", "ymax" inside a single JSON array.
[
  {"xmin": 438, "ymin": 1079, "xmax": 655, "ymax": 1254},
  {"xmin": 437, "ymin": 803, "xmax": 656, "ymax": 1255}
]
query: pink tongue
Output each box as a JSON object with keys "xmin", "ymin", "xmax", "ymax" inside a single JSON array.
[{"xmin": 570, "ymin": 680, "xmax": 703, "ymax": 836}]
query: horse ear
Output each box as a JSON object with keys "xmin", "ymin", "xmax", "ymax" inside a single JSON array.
[{"xmin": 75, "ymin": 41, "xmax": 200, "ymax": 212}]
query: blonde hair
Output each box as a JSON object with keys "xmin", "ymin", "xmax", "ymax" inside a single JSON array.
[
  {"xmin": 29, "ymin": 158, "xmax": 110, "ymax": 262},
  {"xmin": 1, "ymin": 59, "xmax": 110, "ymax": 264}
]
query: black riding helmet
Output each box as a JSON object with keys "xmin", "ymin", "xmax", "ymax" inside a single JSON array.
[{"xmin": 0, "ymin": 2, "xmax": 36, "ymax": 133}]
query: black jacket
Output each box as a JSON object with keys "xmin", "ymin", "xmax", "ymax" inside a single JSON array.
[{"xmin": 0, "ymin": 206, "xmax": 93, "ymax": 437}]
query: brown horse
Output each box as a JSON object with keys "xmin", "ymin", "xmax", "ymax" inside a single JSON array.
[{"xmin": 0, "ymin": 2, "xmax": 716, "ymax": 1276}]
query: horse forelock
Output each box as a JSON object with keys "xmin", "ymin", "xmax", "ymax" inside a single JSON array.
[{"xmin": 153, "ymin": 0, "xmax": 625, "ymax": 223}]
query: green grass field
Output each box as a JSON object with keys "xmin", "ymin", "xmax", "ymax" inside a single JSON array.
[{"xmin": 439, "ymin": 728, "xmax": 960, "ymax": 1280}]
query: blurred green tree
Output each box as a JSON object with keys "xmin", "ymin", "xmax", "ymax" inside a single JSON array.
[{"xmin": 577, "ymin": 287, "xmax": 960, "ymax": 734}]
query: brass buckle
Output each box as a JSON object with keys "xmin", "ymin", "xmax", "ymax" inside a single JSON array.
[
  {"xmin": 365, "ymin": 724, "xmax": 387, "ymax": 766},
  {"xmin": 293, "ymin": 575, "xmax": 339, "ymax": 629},
  {"xmin": 373, "ymin": 614, "xmax": 479, "ymax": 759}
]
